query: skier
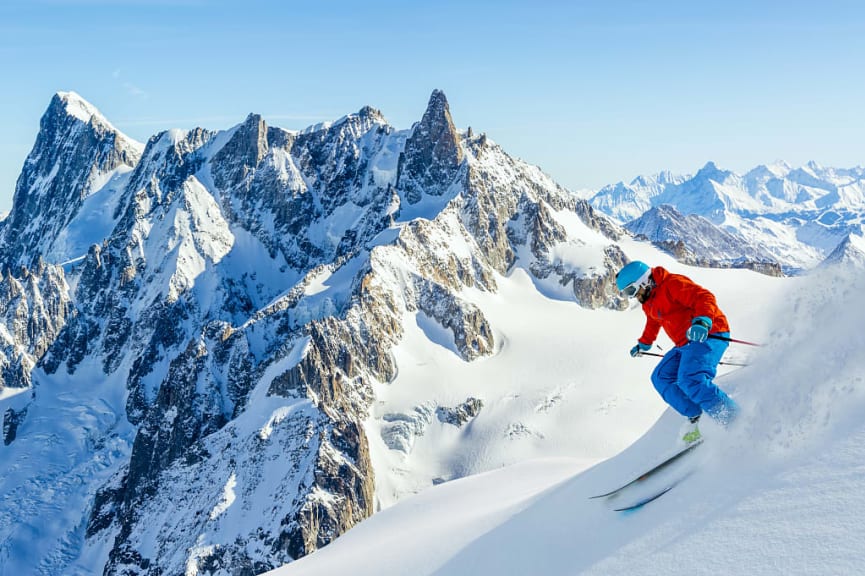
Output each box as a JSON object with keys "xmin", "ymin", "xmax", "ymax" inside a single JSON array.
[{"xmin": 616, "ymin": 261, "xmax": 739, "ymax": 443}]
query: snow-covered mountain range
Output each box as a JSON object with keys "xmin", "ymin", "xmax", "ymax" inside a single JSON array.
[
  {"xmin": 590, "ymin": 161, "xmax": 865, "ymax": 272},
  {"xmin": 0, "ymin": 90, "xmax": 633, "ymax": 575},
  {"xmin": 0, "ymin": 88, "xmax": 862, "ymax": 576}
]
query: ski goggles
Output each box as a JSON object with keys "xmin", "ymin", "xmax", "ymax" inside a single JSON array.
[
  {"xmin": 620, "ymin": 268, "xmax": 652, "ymax": 298},
  {"xmin": 622, "ymin": 283, "xmax": 640, "ymax": 297}
]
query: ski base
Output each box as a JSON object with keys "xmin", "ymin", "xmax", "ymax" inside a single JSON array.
[
  {"xmin": 590, "ymin": 439, "xmax": 703, "ymax": 500},
  {"xmin": 613, "ymin": 471, "xmax": 694, "ymax": 512}
]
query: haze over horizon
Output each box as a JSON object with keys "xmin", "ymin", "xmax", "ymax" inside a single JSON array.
[{"xmin": 2, "ymin": 0, "xmax": 865, "ymax": 212}]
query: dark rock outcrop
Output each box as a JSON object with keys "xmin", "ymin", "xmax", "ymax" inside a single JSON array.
[{"xmin": 397, "ymin": 90, "xmax": 464, "ymax": 204}]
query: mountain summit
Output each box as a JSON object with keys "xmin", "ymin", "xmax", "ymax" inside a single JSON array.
[
  {"xmin": 1, "ymin": 92, "xmax": 143, "ymax": 268},
  {"xmin": 397, "ymin": 89, "xmax": 463, "ymax": 203},
  {"xmin": 0, "ymin": 90, "xmax": 627, "ymax": 575}
]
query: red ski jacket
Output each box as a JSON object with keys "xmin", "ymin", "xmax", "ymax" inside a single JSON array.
[{"xmin": 638, "ymin": 266, "xmax": 729, "ymax": 348}]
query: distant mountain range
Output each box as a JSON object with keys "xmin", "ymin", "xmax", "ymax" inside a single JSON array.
[{"xmin": 589, "ymin": 160, "xmax": 865, "ymax": 272}]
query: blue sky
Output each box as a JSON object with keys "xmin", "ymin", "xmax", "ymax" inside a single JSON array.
[{"xmin": 1, "ymin": 0, "xmax": 864, "ymax": 211}]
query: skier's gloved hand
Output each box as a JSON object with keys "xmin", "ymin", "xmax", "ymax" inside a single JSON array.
[
  {"xmin": 630, "ymin": 342, "xmax": 651, "ymax": 357},
  {"xmin": 686, "ymin": 316, "xmax": 712, "ymax": 343}
]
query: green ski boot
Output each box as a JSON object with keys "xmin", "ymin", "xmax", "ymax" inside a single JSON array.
[{"xmin": 681, "ymin": 415, "xmax": 702, "ymax": 444}]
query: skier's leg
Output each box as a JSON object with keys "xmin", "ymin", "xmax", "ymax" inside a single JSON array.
[
  {"xmin": 651, "ymin": 348, "xmax": 701, "ymax": 419},
  {"xmin": 677, "ymin": 334, "xmax": 738, "ymax": 425}
]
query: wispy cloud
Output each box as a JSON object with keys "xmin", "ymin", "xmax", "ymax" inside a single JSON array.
[
  {"xmin": 112, "ymin": 69, "xmax": 148, "ymax": 100},
  {"xmin": 122, "ymin": 82, "xmax": 148, "ymax": 99}
]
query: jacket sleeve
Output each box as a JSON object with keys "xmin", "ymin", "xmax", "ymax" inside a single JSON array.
[{"xmin": 639, "ymin": 308, "xmax": 661, "ymax": 345}]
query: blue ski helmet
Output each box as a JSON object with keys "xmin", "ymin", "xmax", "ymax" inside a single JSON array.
[{"xmin": 616, "ymin": 261, "xmax": 652, "ymax": 296}]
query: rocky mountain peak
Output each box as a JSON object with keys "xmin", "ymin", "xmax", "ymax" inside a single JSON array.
[
  {"xmin": 396, "ymin": 89, "xmax": 464, "ymax": 203},
  {"xmin": 239, "ymin": 112, "xmax": 269, "ymax": 160},
  {"xmin": 0, "ymin": 94, "xmax": 142, "ymax": 267},
  {"xmin": 357, "ymin": 105, "xmax": 386, "ymax": 124},
  {"xmin": 211, "ymin": 113, "xmax": 270, "ymax": 190},
  {"xmin": 45, "ymin": 92, "xmax": 132, "ymax": 152},
  {"xmin": 805, "ymin": 160, "xmax": 824, "ymax": 173},
  {"xmin": 694, "ymin": 161, "xmax": 732, "ymax": 182},
  {"xmin": 37, "ymin": 92, "xmax": 135, "ymax": 157},
  {"xmin": 52, "ymin": 91, "xmax": 104, "ymax": 125},
  {"xmin": 425, "ymin": 89, "xmax": 450, "ymax": 120},
  {"xmin": 821, "ymin": 233, "xmax": 865, "ymax": 268}
]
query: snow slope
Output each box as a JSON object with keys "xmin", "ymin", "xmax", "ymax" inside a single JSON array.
[{"xmin": 271, "ymin": 262, "xmax": 865, "ymax": 575}]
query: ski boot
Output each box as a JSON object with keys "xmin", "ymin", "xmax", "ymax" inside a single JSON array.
[{"xmin": 681, "ymin": 415, "xmax": 702, "ymax": 444}]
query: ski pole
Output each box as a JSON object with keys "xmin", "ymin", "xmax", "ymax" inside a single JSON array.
[
  {"xmin": 708, "ymin": 334, "xmax": 762, "ymax": 347},
  {"xmin": 639, "ymin": 351, "xmax": 666, "ymax": 359},
  {"xmin": 638, "ymin": 351, "xmax": 749, "ymax": 367}
]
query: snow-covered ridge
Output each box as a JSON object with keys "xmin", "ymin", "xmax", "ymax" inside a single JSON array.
[
  {"xmin": 56, "ymin": 90, "xmax": 134, "ymax": 143},
  {"xmin": 590, "ymin": 160, "xmax": 865, "ymax": 271},
  {"xmin": 56, "ymin": 90, "xmax": 103, "ymax": 123}
]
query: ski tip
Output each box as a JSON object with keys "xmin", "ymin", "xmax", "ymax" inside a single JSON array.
[{"xmin": 588, "ymin": 492, "xmax": 615, "ymax": 500}]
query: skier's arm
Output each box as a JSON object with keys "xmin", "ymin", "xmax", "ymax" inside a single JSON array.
[{"xmin": 639, "ymin": 314, "xmax": 661, "ymax": 346}]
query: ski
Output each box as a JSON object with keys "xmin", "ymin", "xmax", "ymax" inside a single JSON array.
[
  {"xmin": 613, "ymin": 471, "xmax": 694, "ymax": 512},
  {"xmin": 589, "ymin": 438, "xmax": 703, "ymax": 500}
]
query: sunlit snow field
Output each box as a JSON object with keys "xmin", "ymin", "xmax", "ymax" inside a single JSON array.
[{"xmin": 274, "ymin": 245, "xmax": 865, "ymax": 576}]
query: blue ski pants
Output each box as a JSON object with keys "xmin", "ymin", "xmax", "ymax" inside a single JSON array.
[{"xmin": 650, "ymin": 333, "xmax": 738, "ymax": 424}]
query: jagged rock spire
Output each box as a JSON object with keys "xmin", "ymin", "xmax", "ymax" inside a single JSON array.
[
  {"xmin": 397, "ymin": 89, "xmax": 464, "ymax": 204},
  {"xmin": 212, "ymin": 113, "xmax": 270, "ymax": 190}
]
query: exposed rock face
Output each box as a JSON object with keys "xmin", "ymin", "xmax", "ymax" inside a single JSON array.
[
  {"xmin": 0, "ymin": 90, "xmax": 625, "ymax": 576},
  {"xmin": 397, "ymin": 90, "xmax": 464, "ymax": 204},
  {"xmin": 0, "ymin": 92, "xmax": 142, "ymax": 268},
  {"xmin": 437, "ymin": 397, "xmax": 484, "ymax": 427},
  {"xmin": 626, "ymin": 204, "xmax": 782, "ymax": 275},
  {"xmin": 0, "ymin": 262, "xmax": 73, "ymax": 392},
  {"xmin": 416, "ymin": 282, "xmax": 494, "ymax": 361},
  {"xmin": 3, "ymin": 406, "xmax": 27, "ymax": 445},
  {"xmin": 571, "ymin": 245, "xmax": 631, "ymax": 310},
  {"xmin": 212, "ymin": 113, "xmax": 271, "ymax": 191}
]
